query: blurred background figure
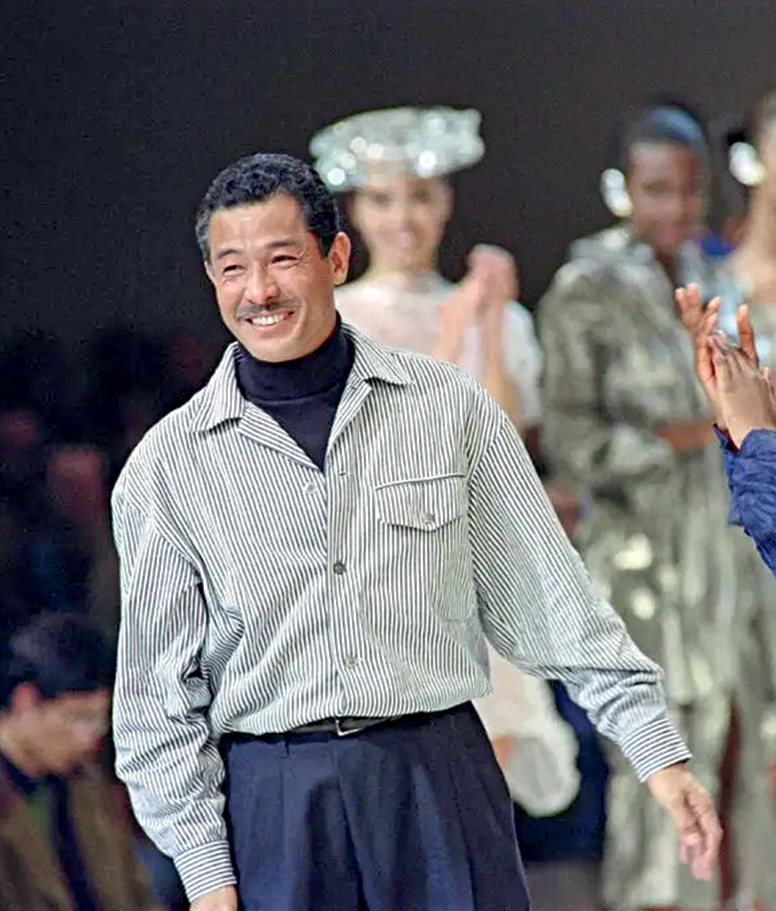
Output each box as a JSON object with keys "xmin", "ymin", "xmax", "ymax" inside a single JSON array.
[
  {"xmin": 310, "ymin": 106, "xmax": 541, "ymax": 442},
  {"xmin": 538, "ymin": 103, "xmax": 740, "ymax": 911},
  {"xmin": 312, "ymin": 105, "xmax": 606, "ymax": 910},
  {"xmin": 709, "ymin": 90, "xmax": 776, "ymax": 911},
  {"xmin": 0, "ymin": 611, "xmax": 162, "ymax": 911},
  {"xmin": 716, "ymin": 93, "xmax": 776, "ymax": 356}
]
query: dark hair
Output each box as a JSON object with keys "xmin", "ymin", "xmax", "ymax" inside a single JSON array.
[
  {"xmin": 195, "ymin": 152, "xmax": 341, "ymax": 262},
  {"xmin": 619, "ymin": 102, "xmax": 709, "ymax": 172},
  {"xmin": 0, "ymin": 612, "xmax": 115, "ymax": 710}
]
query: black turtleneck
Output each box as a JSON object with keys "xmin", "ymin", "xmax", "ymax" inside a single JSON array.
[{"xmin": 236, "ymin": 318, "xmax": 354, "ymax": 471}]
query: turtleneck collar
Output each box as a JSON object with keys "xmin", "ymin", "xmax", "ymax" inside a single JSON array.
[{"xmin": 235, "ymin": 316, "xmax": 353, "ymax": 404}]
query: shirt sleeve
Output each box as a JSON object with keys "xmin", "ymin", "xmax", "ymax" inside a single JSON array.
[
  {"xmin": 467, "ymin": 395, "xmax": 690, "ymax": 781},
  {"xmin": 720, "ymin": 427, "xmax": 776, "ymax": 579},
  {"xmin": 111, "ymin": 491, "xmax": 236, "ymax": 902}
]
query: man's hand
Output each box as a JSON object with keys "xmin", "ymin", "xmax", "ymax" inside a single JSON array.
[
  {"xmin": 655, "ymin": 419, "xmax": 714, "ymax": 454},
  {"xmin": 190, "ymin": 885, "xmax": 238, "ymax": 911},
  {"xmin": 491, "ymin": 736, "xmax": 517, "ymax": 771},
  {"xmin": 646, "ymin": 763, "xmax": 722, "ymax": 880},
  {"xmin": 710, "ymin": 338, "xmax": 776, "ymax": 448}
]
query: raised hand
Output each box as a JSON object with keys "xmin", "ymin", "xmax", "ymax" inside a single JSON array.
[
  {"xmin": 675, "ymin": 284, "xmax": 724, "ymax": 425},
  {"xmin": 710, "ymin": 337, "xmax": 776, "ymax": 447},
  {"xmin": 467, "ymin": 244, "xmax": 519, "ymax": 308}
]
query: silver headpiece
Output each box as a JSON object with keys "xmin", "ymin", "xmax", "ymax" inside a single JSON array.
[{"xmin": 310, "ymin": 106, "xmax": 485, "ymax": 191}]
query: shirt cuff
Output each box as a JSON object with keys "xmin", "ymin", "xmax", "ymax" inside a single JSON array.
[
  {"xmin": 175, "ymin": 841, "xmax": 237, "ymax": 902},
  {"xmin": 618, "ymin": 713, "xmax": 692, "ymax": 782}
]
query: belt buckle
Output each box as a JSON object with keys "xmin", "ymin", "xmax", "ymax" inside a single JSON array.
[{"xmin": 334, "ymin": 718, "xmax": 361, "ymax": 737}]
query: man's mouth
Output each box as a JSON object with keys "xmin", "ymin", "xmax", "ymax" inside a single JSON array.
[
  {"xmin": 240, "ymin": 308, "xmax": 295, "ymax": 328},
  {"xmin": 248, "ymin": 312, "xmax": 290, "ymax": 327}
]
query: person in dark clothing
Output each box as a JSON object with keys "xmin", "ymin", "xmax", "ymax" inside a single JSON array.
[{"xmin": 0, "ymin": 611, "xmax": 160, "ymax": 911}]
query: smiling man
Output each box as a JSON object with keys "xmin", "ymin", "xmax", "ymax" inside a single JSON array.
[{"xmin": 111, "ymin": 153, "xmax": 721, "ymax": 911}]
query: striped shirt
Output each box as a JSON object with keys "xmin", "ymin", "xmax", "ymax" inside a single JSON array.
[{"xmin": 111, "ymin": 326, "xmax": 689, "ymax": 901}]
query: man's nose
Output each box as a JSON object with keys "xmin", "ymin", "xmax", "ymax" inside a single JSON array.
[{"xmin": 245, "ymin": 266, "xmax": 280, "ymax": 304}]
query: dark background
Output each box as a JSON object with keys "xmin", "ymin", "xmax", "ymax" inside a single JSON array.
[{"xmin": 2, "ymin": 0, "xmax": 776, "ymax": 347}]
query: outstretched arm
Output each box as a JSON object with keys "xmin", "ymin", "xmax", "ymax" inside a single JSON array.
[{"xmin": 465, "ymin": 387, "xmax": 720, "ymax": 878}]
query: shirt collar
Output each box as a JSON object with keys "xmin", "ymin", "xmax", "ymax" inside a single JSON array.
[{"xmin": 193, "ymin": 321, "xmax": 411, "ymax": 434}]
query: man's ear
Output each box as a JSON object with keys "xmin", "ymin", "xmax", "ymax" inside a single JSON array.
[
  {"xmin": 328, "ymin": 232, "xmax": 352, "ymax": 287},
  {"xmin": 204, "ymin": 259, "xmax": 216, "ymax": 287}
]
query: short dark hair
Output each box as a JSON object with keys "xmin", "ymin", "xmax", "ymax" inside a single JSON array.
[
  {"xmin": 0, "ymin": 612, "xmax": 115, "ymax": 710},
  {"xmin": 195, "ymin": 152, "xmax": 341, "ymax": 262},
  {"xmin": 620, "ymin": 103, "xmax": 709, "ymax": 172}
]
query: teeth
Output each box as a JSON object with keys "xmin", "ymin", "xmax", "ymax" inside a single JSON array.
[{"xmin": 250, "ymin": 313, "xmax": 285, "ymax": 327}]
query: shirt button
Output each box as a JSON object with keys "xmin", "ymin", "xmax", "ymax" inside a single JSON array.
[
  {"xmin": 304, "ymin": 481, "xmax": 316, "ymax": 495},
  {"xmin": 343, "ymin": 654, "xmax": 358, "ymax": 668},
  {"xmin": 333, "ymin": 561, "xmax": 346, "ymax": 575},
  {"xmin": 422, "ymin": 511, "xmax": 436, "ymax": 525}
]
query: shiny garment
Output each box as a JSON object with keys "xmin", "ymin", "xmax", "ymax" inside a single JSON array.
[
  {"xmin": 539, "ymin": 224, "xmax": 736, "ymax": 910},
  {"xmin": 336, "ymin": 271, "xmax": 542, "ymax": 429},
  {"xmin": 112, "ymin": 327, "xmax": 688, "ymax": 901},
  {"xmin": 539, "ymin": 225, "xmax": 736, "ymax": 703}
]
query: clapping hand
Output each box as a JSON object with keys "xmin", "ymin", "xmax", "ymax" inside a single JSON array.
[
  {"xmin": 709, "ymin": 337, "xmax": 776, "ymax": 447},
  {"xmin": 676, "ymin": 283, "xmax": 776, "ymax": 445}
]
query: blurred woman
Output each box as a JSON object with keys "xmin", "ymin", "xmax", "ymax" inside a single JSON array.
[
  {"xmin": 538, "ymin": 104, "xmax": 740, "ymax": 911},
  {"xmin": 310, "ymin": 107, "xmax": 540, "ymax": 438}
]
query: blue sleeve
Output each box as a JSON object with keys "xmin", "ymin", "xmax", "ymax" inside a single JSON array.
[
  {"xmin": 715, "ymin": 427, "xmax": 741, "ymax": 525},
  {"xmin": 720, "ymin": 427, "xmax": 776, "ymax": 578}
]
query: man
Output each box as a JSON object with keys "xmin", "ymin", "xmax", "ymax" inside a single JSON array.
[
  {"xmin": 0, "ymin": 611, "xmax": 160, "ymax": 911},
  {"xmin": 112, "ymin": 152, "xmax": 720, "ymax": 911}
]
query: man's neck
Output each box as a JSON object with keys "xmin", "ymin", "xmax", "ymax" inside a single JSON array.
[{"xmin": 236, "ymin": 317, "xmax": 352, "ymax": 403}]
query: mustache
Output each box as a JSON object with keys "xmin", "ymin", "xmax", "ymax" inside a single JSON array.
[{"xmin": 236, "ymin": 301, "xmax": 297, "ymax": 321}]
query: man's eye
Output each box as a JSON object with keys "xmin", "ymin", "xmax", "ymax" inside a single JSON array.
[
  {"xmin": 272, "ymin": 255, "xmax": 296, "ymax": 264},
  {"xmin": 222, "ymin": 264, "xmax": 242, "ymax": 274}
]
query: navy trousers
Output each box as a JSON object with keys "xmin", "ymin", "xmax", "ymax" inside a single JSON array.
[{"xmin": 221, "ymin": 703, "xmax": 530, "ymax": 911}]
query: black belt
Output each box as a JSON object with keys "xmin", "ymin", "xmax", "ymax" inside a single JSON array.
[{"xmin": 287, "ymin": 715, "xmax": 403, "ymax": 737}]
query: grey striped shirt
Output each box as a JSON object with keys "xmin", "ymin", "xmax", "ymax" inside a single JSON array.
[{"xmin": 112, "ymin": 327, "xmax": 689, "ymax": 901}]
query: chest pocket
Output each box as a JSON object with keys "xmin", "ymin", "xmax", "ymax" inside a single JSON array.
[{"xmin": 374, "ymin": 474, "xmax": 466, "ymax": 530}]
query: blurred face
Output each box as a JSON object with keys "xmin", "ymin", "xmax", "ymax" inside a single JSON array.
[
  {"xmin": 627, "ymin": 141, "xmax": 705, "ymax": 259},
  {"xmin": 349, "ymin": 175, "xmax": 452, "ymax": 272},
  {"xmin": 11, "ymin": 686, "xmax": 110, "ymax": 776},
  {"xmin": 46, "ymin": 445, "xmax": 107, "ymax": 526},
  {"xmin": 206, "ymin": 194, "xmax": 351, "ymax": 363}
]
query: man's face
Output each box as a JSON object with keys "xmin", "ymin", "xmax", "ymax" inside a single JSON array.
[
  {"xmin": 205, "ymin": 194, "xmax": 351, "ymax": 362},
  {"xmin": 627, "ymin": 141, "xmax": 705, "ymax": 260},
  {"xmin": 16, "ymin": 687, "xmax": 110, "ymax": 776}
]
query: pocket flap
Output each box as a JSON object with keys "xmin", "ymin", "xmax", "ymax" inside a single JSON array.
[{"xmin": 375, "ymin": 474, "xmax": 465, "ymax": 531}]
